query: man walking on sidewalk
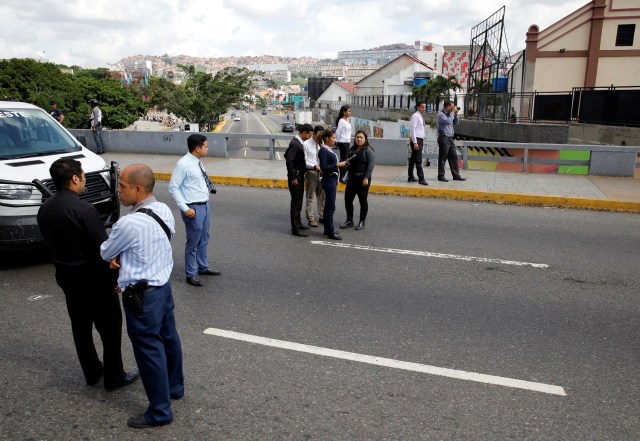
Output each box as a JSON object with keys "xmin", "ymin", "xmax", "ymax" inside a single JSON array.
[
  {"xmin": 437, "ymin": 101, "xmax": 466, "ymax": 182},
  {"xmin": 409, "ymin": 101, "xmax": 428, "ymax": 185}
]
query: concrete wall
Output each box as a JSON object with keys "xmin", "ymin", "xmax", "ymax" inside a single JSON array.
[{"xmin": 71, "ymin": 129, "xmax": 228, "ymax": 157}]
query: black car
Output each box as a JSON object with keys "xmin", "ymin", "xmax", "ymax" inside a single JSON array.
[{"xmin": 281, "ymin": 122, "xmax": 294, "ymax": 132}]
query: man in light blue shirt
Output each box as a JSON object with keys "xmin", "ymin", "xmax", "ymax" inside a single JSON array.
[
  {"xmin": 436, "ymin": 101, "xmax": 466, "ymax": 182},
  {"xmin": 100, "ymin": 164, "xmax": 184, "ymax": 429},
  {"xmin": 168, "ymin": 133, "xmax": 220, "ymax": 287}
]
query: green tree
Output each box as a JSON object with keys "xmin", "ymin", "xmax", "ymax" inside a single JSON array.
[
  {"xmin": 153, "ymin": 65, "xmax": 253, "ymax": 127},
  {"xmin": 412, "ymin": 75, "xmax": 462, "ymax": 111}
]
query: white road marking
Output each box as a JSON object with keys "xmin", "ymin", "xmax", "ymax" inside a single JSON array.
[
  {"xmin": 28, "ymin": 295, "xmax": 52, "ymax": 301},
  {"xmin": 204, "ymin": 328, "xmax": 566, "ymax": 396},
  {"xmin": 310, "ymin": 241, "xmax": 549, "ymax": 269}
]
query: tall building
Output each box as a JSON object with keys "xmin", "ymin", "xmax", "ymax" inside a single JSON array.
[{"xmin": 337, "ymin": 44, "xmax": 415, "ymax": 65}]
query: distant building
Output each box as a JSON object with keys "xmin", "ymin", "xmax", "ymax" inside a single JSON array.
[
  {"xmin": 308, "ymin": 77, "xmax": 338, "ymax": 101},
  {"xmin": 338, "ymin": 44, "xmax": 415, "ymax": 65},
  {"xmin": 355, "ymin": 53, "xmax": 438, "ymax": 97},
  {"xmin": 316, "ymin": 81, "xmax": 357, "ymax": 105},
  {"xmin": 246, "ymin": 64, "xmax": 291, "ymax": 82}
]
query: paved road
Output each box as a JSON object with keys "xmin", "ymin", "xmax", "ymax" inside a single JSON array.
[
  {"xmin": 224, "ymin": 111, "xmax": 292, "ymax": 160},
  {"xmin": 2, "ymin": 185, "xmax": 639, "ymax": 440}
]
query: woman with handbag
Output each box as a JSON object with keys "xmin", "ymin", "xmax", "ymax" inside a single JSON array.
[
  {"xmin": 340, "ymin": 130, "xmax": 375, "ymax": 231},
  {"xmin": 318, "ymin": 128, "xmax": 347, "ymax": 240},
  {"xmin": 335, "ymin": 105, "xmax": 352, "ymax": 181}
]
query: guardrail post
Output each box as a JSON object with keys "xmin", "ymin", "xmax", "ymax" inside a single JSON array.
[
  {"xmin": 269, "ymin": 137, "xmax": 275, "ymax": 160},
  {"xmin": 523, "ymin": 146, "xmax": 528, "ymax": 172},
  {"xmin": 224, "ymin": 137, "xmax": 229, "ymax": 158},
  {"xmin": 462, "ymin": 144, "xmax": 468, "ymax": 170}
]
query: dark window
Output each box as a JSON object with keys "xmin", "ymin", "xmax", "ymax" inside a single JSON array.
[{"xmin": 616, "ymin": 24, "xmax": 635, "ymax": 47}]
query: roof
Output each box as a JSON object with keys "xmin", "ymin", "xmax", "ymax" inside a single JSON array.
[
  {"xmin": 334, "ymin": 81, "xmax": 356, "ymax": 94},
  {"xmin": 356, "ymin": 53, "xmax": 438, "ymax": 85}
]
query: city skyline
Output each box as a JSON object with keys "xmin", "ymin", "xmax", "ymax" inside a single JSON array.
[{"xmin": 1, "ymin": 0, "xmax": 587, "ymax": 68}]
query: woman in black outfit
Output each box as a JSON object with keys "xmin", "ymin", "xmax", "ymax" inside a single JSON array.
[
  {"xmin": 340, "ymin": 130, "xmax": 375, "ymax": 231},
  {"xmin": 318, "ymin": 128, "xmax": 347, "ymax": 240}
]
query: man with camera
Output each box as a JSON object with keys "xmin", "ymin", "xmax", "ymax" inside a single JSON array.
[
  {"xmin": 168, "ymin": 134, "xmax": 221, "ymax": 287},
  {"xmin": 436, "ymin": 101, "xmax": 466, "ymax": 182},
  {"xmin": 100, "ymin": 164, "xmax": 184, "ymax": 429}
]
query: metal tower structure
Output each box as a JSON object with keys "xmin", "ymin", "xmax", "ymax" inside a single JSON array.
[{"xmin": 467, "ymin": 6, "xmax": 510, "ymax": 92}]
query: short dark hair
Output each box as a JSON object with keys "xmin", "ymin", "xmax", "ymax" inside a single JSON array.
[
  {"xmin": 443, "ymin": 100, "xmax": 453, "ymax": 108},
  {"xmin": 299, "ymin": 124, "xmax": 314, "ymax": 134},
  {"xmin": 49, "ymin": 100, "xmax": 57, "ymax": 105},
  {"xmin": 49, "ymin": 158, "xmax": 82, "ymax": 190},
  {"xmin": 313, "ymin": 125, "xmax": 324, "ymax": 134},
  {"xmin": 187, "ymin": 133, "xmax": 208, "ymax": 153},
  {"xmin": 416, "ymin": 101, "xmax": 426, "ymax": 109}
]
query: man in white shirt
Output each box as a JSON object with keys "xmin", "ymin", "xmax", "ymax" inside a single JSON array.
[
  {"xmin": 408, "ymin": 101, "xmax": 428, "ymax": 185},
  {"xmin": 303, "ymin": 125, "xmax": 326, "ymax": 227}
]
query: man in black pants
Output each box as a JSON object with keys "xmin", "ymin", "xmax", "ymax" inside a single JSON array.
[
  {"xmin": 37, "ymin": 158, "xmax": 138, "ymax": 391},
  {"xmin": 285, "ymin": 124, "xmax": 313, "ymax": 237},
  {"xmin": 436, "ymin": 101, "xmax": 466, "ymax": 182}
]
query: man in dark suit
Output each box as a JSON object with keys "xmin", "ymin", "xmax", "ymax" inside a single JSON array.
[
  {"xmin": 37, "ymin": 158, "xmax": 138, "ymax": 391},
  {"xmin": 285, "ymin": 123, "xmax": 313, "ymax": 237}
]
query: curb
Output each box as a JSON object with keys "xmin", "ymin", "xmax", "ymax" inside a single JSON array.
[{"xmin": 152, "ymin": 173, "xmax": 640, "ymax": 214}]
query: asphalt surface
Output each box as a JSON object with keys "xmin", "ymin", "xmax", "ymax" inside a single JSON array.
[
  {"xmin": 1, "ymin": 184, "xmax": 639, "ymax": 440},
  {"xmin": 225, "ymin": 110, "xmax": 291, "ymax": 160}
]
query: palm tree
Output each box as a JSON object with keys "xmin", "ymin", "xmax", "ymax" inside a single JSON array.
[{"xmin": 412, "ymin": 75, "xmax": 461, "ymax": 112}]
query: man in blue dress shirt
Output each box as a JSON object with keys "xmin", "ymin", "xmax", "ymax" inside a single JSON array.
[
  {"xmin": 168, "ymin": 133, "xmax": 221, "ymax": 287},
  {"xmin": 100, "ymin": 164, "xmax": 184, "ymax": 429}
]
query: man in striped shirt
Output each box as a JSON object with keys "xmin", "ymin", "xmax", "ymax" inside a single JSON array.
[{"xmin": 100, "ymin": 164, "xmax": 184, "ymax": 429}]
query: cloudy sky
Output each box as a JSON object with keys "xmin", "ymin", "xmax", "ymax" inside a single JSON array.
[{"xmin": 0, "ymin": 0, "xmax": 587, "ymax": 67}]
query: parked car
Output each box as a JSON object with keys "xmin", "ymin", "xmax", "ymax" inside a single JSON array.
[
  {"xmin": 0, "ymin": 101, "xmax": 119, "ymax": 251},
  {"xmin": 281, "ymin": 122, "xmax": 294, "ymax": 132}
]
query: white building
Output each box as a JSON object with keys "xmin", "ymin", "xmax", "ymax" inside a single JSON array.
[
  {"xmin": 316, "ymin": 81, "xmax": 357, "ymax": 104},
  {"xmin": 355, "ymin": 54, "xmax": 438, "ymax": 96}
]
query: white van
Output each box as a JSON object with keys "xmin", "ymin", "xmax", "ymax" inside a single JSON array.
[{"xmin": 0, "ymin": 101, "xmax": 119, "ymax": 251}]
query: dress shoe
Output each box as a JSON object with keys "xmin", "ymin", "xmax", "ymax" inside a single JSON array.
[
  {"xmin": 127, "ymin": 413, "xmax": 156, "ymax": 429},
  {"xmin": 339, "ymin": 220, "xmax": 354, "ymax": 229},
  {"xmin": 407, "ymin": 177, "xmax": 417, "ymax": 182},
  {"xmin": 355, "ymin": 221, "xmax": 365, "ymax": 231},
  {"xmin": 327, "ymin": 232, "xmax": 342, "ymax": 240},
  {"xmin": 186, "ymin": 276, "xmax": 204, "ymax": 287},
  {"xmin": 438, "ymin": 177, "xmax": 449, "ymax": 182},
  {"xmin": 105, "ymin": 370, "xmax": 139, "ymax": 391},
  {"xmin": 318, "ymin": 218, "xmax": 324, "ymax": 224},
  {"xmin": 199, "ymin": 268, "xmax": 221, "ymax": 276},
  {"xmin": 418, "ymin": 180, "xmax": 428, "ymax": 186},
  {"xmin": 453, "ymin": 176, "xmax": 466, "ymax": 181},
  {"xmin": 87, "ymin": 372, "xmax": 103, "ymax": 387},
  {"xmin": 308, "ymin": 219, "xmax": 319, "ymax": 227},
  {"xmin": 292, "ymin": 230, "xmax": 309, "ymax": 237},
  {"xmin": 299, "ymin": 225, "xmax": 310, "ymax": 230}
]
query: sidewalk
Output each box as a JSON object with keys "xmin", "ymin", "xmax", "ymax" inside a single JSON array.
[{"xmin": 102, "ymin": 153, "xmax": 640, "ymax": 213}]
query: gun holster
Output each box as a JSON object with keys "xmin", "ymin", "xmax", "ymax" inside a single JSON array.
[{"xmin": 123, "ymin": 279, "xmax": 149, "ymax": 315}]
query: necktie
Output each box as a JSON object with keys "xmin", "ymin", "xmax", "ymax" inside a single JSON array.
[{"xmin": 199, "ymin": 161, "xmax": 217, "ymax": 194}]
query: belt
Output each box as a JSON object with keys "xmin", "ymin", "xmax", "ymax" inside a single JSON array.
[
  {"xmin": 143, "ymin": 285, "xmax": 159, "ymax": 293},
  {"xmin": 188, "ymin": 201, "xmax": 207, "ymax": 205}
]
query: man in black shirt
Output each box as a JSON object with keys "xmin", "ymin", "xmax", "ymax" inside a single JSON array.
[
  {"xmin": 285, "ymin": 124, "xmax": 313, "ymax": 237},
  {"xmin": 49, "ymin": 100, "xmax": 64, "ymax": 124},
  {"xmin": 37, "ymin": 158, "xmax": 138, "ymax": 391}
]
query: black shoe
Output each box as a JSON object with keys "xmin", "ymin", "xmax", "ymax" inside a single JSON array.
[
  {"xmin": 318, "ymin": 218, "xmax": 324, "ymax": 224},
  {"xmin": 105, "ymin": 370, "xmax": 140, "ymax": 391},
  {"xmin": 127, "ymin": 413, "xmax": 154, "ymax": 429},
  {"xmin": 355, "ymin": 221, "xmax": 365, "ymax": 231},
  {"xmin": 453, "ymin": 176, "xmax": 466, "ymax": 181},
  {"xmin": 299, "ymin": 225, "xmax": 310, "ymax": 230},
  {"xmin": 339, "ymin": 221, "xmax": 354, "ymax": 229},
  {"xmin": 438, "ymin": 177, "xmax": 449, "ymax": 182},
  {"xmin": 408, "ymin": 177, "xmax": 417, "ymax": 182},
  {"xmin": 327, "ymin": 232, "xmax": 342, "ymax": 240},
  {"xmin": 418, "ymin": 180, "xmax": 428, "ymax": 186},
  {"xmin": 292, "ymin": 230, "xmax": 309, "ymax": 237},
  {"xmin": 186, "ymin": 276, "xmax": 204, "ymax": 287},
  {"xmin": 87, "ymin": 372, "xmax": 103, "ymax": 387},
  {"xmin": 199, "ymin": 268, "xmax": 221, "ymax": 276}
]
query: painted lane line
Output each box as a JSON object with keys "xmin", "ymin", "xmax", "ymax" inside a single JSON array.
[
  {"xmin": 204, "ymin": 328, "xmax": 566, "ymax": 396},
  {"xmin": 310, "ymin": 241, "xmax": 549, "ymax": 269}
]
